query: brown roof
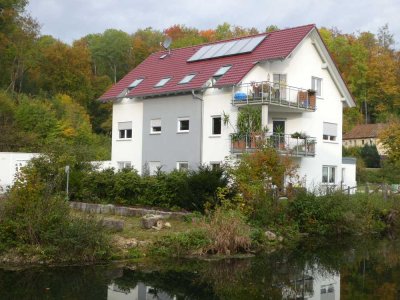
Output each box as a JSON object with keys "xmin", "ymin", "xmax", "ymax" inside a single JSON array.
[{"xmin": 343, "ymin": 123, "xmax": 387, "ymax": 140}]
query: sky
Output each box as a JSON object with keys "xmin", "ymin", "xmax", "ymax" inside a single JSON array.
[{"xmin": 26, "ymin": 0, "xmax": 400, "ymax": 46}]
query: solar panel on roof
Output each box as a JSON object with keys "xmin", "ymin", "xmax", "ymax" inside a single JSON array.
[
  {"xmin": 200, "ymin": 43, "xmax": 225, "ymax": 60},
  {"xmin": 187, "ymin": 35, "xmax": 266, "ymax": 62},
  {"xmin": 225, "ymin": 38, "xmax": 252, "ymax": 56},
  {"xmin": 213, "ymin": 40, "xmax": 237, "ymax": 57},
  {"xmin": 240, "ymin": 35, "xmax": 266, "ymax": 53},
  {"xmin": 187, "ymin": 45, "xmax": 213, "ymax": 61}
]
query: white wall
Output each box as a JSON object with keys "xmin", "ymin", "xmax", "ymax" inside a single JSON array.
[
  {"xmin": 111, "ymin": 97, "xmax": 143, "ymax": 173},
  {"xmin": 202, "ymin": 87, "xmax": 238, "ymax": 165},
  {"xmin": 0, "ymin": 152, "xmax": 38, "ymax": 193},
  {"xmin": 203, "ymin": 35, "xmax": 348, "ymax": 189}
]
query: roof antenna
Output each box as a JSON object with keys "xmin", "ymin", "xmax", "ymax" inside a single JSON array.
[{"xmin": 160, "ymin": 36, "xmax": 172, "ymax": 55}]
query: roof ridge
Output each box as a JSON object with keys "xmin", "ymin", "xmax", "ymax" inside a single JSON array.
[{"xmin": 152, "ymin": 24, "xmax": 316, "ymax": 56}]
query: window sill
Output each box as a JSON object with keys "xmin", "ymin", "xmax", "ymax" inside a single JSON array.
[
  {"xmin": 209, "ymin": 135, "xmax": 221, "ymax": 138},
  {"xmin": 150, "ymin": 132, "xmax": 161, "ymax": 135},
  {"xmin": 323, "ymin": 140, "xmax": 338, "ymax": 144},
  {"xmin": 177, "ymin": 131, "xmax": 189, "ymax": 134},
  {"xmin": 317, "ymin": 96, "xmax": 324, "ymax": 100},
  {"xmin": 117, "ymin": 138, "xmax": 132, "ymax": 141}
]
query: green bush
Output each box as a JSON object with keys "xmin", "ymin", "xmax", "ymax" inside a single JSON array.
[
  {"xmin": 75, "ymin": 165, "xmax": 229, "ymax": 212},
  {"xmin": 0, "ymin": 159, "xmax": 111, "ymax": 262}
]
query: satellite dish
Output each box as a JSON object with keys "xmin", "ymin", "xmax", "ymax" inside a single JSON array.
[{"xmin": 162, "ymin": 37, "xmax": 172, "ymax": 50}]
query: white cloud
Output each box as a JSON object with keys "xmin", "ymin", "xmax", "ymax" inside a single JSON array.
[{"xmin": 27, "ymin": 0, "xmax": 400, "ymax": 47}]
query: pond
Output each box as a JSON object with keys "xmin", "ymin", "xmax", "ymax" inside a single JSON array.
[{"xmin": 1, "ymin": 237, "xmax": 400, "ymax": 299}]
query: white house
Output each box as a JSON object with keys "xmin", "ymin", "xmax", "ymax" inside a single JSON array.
[
  {"xmin": 0, "ymin": 152, "xmax": 38, "ymax": 193},
  {"xmin": 99, "ymin": 24, "xmax": 356, "ymax": 190}
]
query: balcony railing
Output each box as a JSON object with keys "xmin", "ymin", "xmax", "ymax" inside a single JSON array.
[
  {"xmin": 232, "ymin": 81, "xmax": 316, "ymax": 111},
  {"xmin": 231, "ymin": 133, "xmax": 316, "ymax": 157}
]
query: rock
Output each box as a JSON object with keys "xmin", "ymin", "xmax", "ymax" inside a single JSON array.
[
  {"xmin": 113, "ymin": 236, "xmax": 138, "ymax": 249},
  {"xmin": 265, "ymin": 230, "xmax": 277, "ymax": 241},
  {"xmin": 101, "ymin": 219, "xmax": 124, "ymax": 232},
  {"xmin": 141, "ymin": 214, "xmax": 164, "ymax": 229},
  {"xmin": 164, "ymin": 222, "xmax": 171, "ymax": 228}
]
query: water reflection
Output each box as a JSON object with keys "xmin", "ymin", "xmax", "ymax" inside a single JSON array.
[{"xmin": 1, "ymin": 238, "xmax": 400, "ymax": 299}]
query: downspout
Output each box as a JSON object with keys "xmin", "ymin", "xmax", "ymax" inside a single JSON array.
[{"xmin": 192, "ymin": 90, "xmax": 204, "ymax": 167}]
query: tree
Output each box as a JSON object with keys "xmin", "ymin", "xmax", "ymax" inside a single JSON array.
[
  {"xmin": 379, "ymin": 121, "xmax": 400, "ymax": 167},
  {"xmin": 88, "ymin": 29, "xmax": 133, "ymax": 83}
]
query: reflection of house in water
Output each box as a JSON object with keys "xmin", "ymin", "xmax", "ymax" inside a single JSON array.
[
  {"xmin": 108, "ymin": 282, "xmax": 175, "ymax": 300},
  {"xmin": 282, "ymin": 268, "xmax": 340, "ymax": 300}
]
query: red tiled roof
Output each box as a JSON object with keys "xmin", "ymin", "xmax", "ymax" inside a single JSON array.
[
  {"xmin": 99, "ymin": 24, "xmax": 316, "ymax": 101},
  {"xmin": 343, "ymin": 123, "xmax": 388, "ymax": 139}
]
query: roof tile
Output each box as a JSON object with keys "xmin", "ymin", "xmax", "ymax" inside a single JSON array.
[{"xmin": 99, "ymin": 24, "xmax": 315, "ymax": 101}]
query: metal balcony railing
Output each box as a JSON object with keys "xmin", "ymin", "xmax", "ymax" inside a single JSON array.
[
  {"xmin": 232, "ymin": 81, "xmax": 316, "ymax": 111},
  {"xmin": 231, "ymin": 133, "xmax": 316, "ymax": 157}
]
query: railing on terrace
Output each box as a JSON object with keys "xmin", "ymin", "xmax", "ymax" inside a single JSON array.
[
  {"xmin": 231, "ymin": 133, "xmax": 316, "ymax": 157},
  {"xmin": 232, "ymin": 81, "xmax": 316, "ymax": 111}
]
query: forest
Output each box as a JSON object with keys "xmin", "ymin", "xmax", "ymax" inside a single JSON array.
[{"xmin": 1, "ymin": 0, "xmax": 400, "ymax": 161}]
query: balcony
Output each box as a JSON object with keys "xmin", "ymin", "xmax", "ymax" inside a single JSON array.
[
  {"xmin": 231, "ymin": 133, "xmax": 316, "ymax": 157},
  {"xmin": 232, "ymin": 81, "xmax": 316, "ymax": 112}
]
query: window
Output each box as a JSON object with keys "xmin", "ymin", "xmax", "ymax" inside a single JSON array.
[
  {"xmin": 128, "ymin": 78, "xmax": 144, "ymax": 90},
  {"xmin": 213, "ymin": 65, "xmax": 232, "ymax": 82},
  {"xmin": 148, "ymin": 161, "xmax": 161, "ymax": 175},
  {"xmin": 214, "ymin": 65, "xmax": 231, "ymax": 77},
  {"xmin": 177, "ymin": 161, "xmax": 189, "ymax": 171},
  {"xmin": 273, "ymin": 74, "xmax": 287, "ymax": 99},
  {"xmin": 150, "ymin": 119, "xmax": 162, "ymax": 134},
  {"xmin": 210, "ymin": 162, "xmax": 221, "ymax": 171},
  {"xmin": 118, "ymin": 121, "xmax": 132, "ymax": 139},
  {"xmin": 311, "ymin": 76, "xmax": 322, "ymax": 97},
  {"xmin": 322, "ymin": 166, "xmax": 336, "ymax": 184},
  {"xmin": 154, "ymin": 77, "xmax": 171, "ymax": 87},
  {"xmin": 179, "ymin": 74, "xmax": 196, "ymax": 84},
  {"xmin": 117, "ymin": 161, "xmax": 132, "ymax": 170},
  {"xmin": 323, "ymin": 122, "xmax": 337, "ymax": 141},
  {"xmin": 362, "ymin": 139, "xmax": 365, "ymax": 145},
  {"xmin": 177, "ymin": 117, "xmax": 190, "ymax": 133},
  {"xmin": 212, "ymin": 116, "xmax": 222, "ymax": 135}
]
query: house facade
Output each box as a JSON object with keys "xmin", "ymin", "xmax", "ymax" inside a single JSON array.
[
  {"xmin": 343, "ymin": 123, "xmax": 387, "ymax": 155},
  {"xmin": 100, "ymin": 24, "xmax": 356, "ymax": 190}
]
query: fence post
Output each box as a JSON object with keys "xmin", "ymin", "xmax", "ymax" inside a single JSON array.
[
  {"xmin": 384, "ymin": 184, "xmax": 388, "ymax": 200},
  {"xmin": 365, "ymin": 183, "xmax": 369, "ymax": 195}
]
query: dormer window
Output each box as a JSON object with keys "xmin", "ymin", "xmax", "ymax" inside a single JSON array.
[
  {"xmin": 128, "ymin": 78, "xmax": 144, "ymax": 90},
  {"xmin": 179, "ymin": 74, "xmax": 196, "ymax": 84},
  {"xmin": 155, "ymin": 77, "xmax": 171, "ymax": 88}
]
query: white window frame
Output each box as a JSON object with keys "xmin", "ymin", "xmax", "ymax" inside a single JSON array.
[
  {"xmin": 150, "ymin": 118, "xmax": 162, "ymax": 134},
  {"xmin": 117, "ymin": 161, "xmax": 132, "ymax": 170},
  {"xmin": 177, "ymin": 117, "xmax": 190, "ymax": 133},
  {"xmin": 323, "ymin": 122, "xmax": 337, "ymax": 142},
  {"xmin": 312, "ymin": 76, "xmax": 323, "ymax": 97},
  {"xmin": 322, "ymin": 165, "xmax": 336, "ymax": 184},
  {"xmin": 211, "ymin": 115, "xmax": 222, "ymax": 136},
  {"xmin": 154, "ymin": 77, "xmax": 171, "ymax": 88},
  {"xmin": 148, "ymin": 161, "xmax": 161, "ymax": 175},
  {"xmin": 210, "ymin": 162, "xmax": 221, "ymax": 171},
  {"xmin": 118, "ymin": 121, "xmax": 132, "ymax": 140},
  {"xmin": 176, "ymin": 161, "xmax": 189, "ymax": 171},
  {"xmin": 179, "ymin": 74, "xmax": 196, "ymax": 84}
]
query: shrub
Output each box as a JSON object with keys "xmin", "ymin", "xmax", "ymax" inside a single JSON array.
[
  {"xmin": 150, "ymin": 230, "xmax": 210, "ymax": 257},
  {"xmin": 0, "ymin": 158, "xmax": 111, "ymax": 262},
  {"xmin": 201, "ymin": 206, "xmax": 252, "ymax": 255}
]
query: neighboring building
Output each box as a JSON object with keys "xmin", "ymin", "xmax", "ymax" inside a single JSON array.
[
  {"xmin": 343, "ymin": 123, "xmax": 387, "ymax": 155},
  {"xmin": 99, "ymin": 24, "xmax": 356, "ymax": 190},
  {"xmin": 0, "ymin": 152, "xmax": 38, "ymax": 193}
]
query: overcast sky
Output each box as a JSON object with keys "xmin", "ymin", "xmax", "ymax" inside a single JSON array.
[{"xmin": 27, "ymin": 0, "xmax": 400, "ymax": 47}]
